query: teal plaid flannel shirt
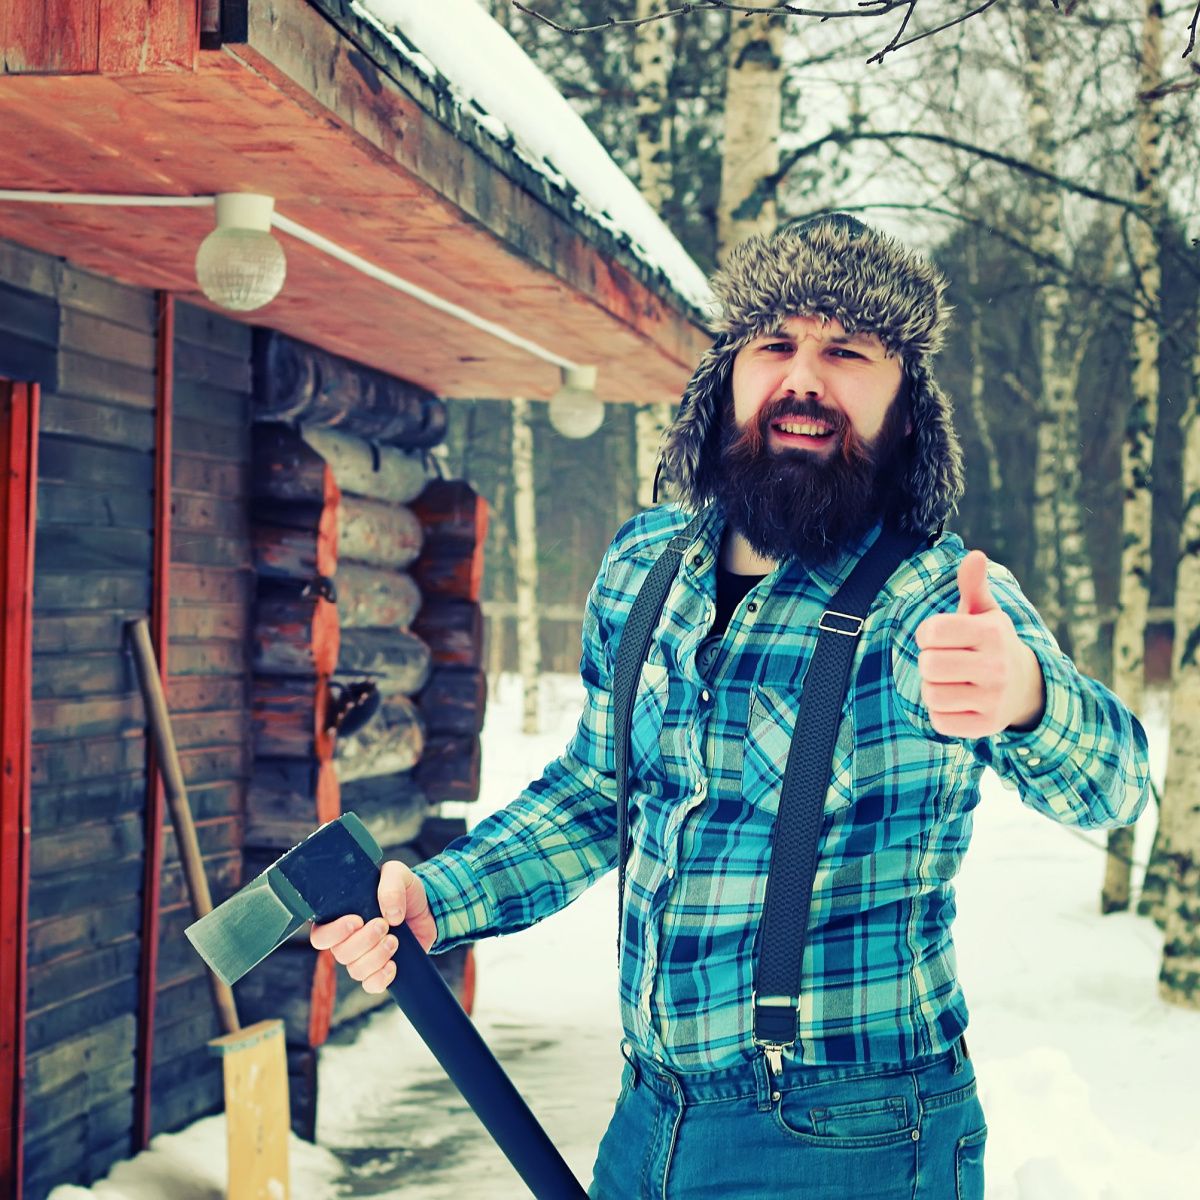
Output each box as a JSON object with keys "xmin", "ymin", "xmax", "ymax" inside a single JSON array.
[{"xmin": 414, "ymin": 504, "xmax": 1149, "ymax": 1071}]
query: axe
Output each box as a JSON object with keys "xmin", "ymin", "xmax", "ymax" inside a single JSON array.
[{"xmin": 185, "ymin": 813, "xmax": 588, "ymax": 1200}]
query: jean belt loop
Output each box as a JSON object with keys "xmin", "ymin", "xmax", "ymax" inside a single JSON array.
[
  {"xmin": 620, "ymin": 1039, "xmax": 641, "ymax": 1089},
  {"xmin": 950, "ymin": 1036, "xmax": 966, "ymax": 1075},
  {"xmin": 752, "ymin": 1049, "xmax": 778, "ymax": 1112}
]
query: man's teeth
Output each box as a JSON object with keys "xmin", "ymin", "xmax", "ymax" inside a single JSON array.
[{"xmin": 776, "ymin": 422, "xmax": 832, "ymax": 436}]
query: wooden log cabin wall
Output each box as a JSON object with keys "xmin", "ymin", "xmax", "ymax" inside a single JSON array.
[
  {"xmin": 0, "ymin": 236, "xmax": 258, "ymax": 1196},
  {"xmin": 0, "ymin": 239, "xmax": 491, "ymax": 1194},
  {"xmin": 236, "ymin": 330, "xmax": 488, "ymax": 1139}
]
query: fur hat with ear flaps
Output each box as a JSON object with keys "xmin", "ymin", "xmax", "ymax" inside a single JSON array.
[{"xmin": 659, "ymin": 214, "xmax": 965, "ymax": 535}]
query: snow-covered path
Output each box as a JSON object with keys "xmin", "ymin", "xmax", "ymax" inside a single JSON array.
[{"xmin": 52, "ymin": 676, "xmax": 1200, "ymax": 1199}]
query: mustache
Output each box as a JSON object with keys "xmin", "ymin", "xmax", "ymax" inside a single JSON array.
[
  {"xmin": 760, "ymin": 396, "xmax": 848, "ymax": 433},
  {"xmin": 729, "ymin": 395, "xmax": 866, "ymax": 464}
]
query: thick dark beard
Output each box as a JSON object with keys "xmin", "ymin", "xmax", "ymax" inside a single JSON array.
[{"xmin": 712, "ymin": 391, "xmax": 910, "ymax": 565}]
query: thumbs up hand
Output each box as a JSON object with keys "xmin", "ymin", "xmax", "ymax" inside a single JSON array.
[{"xmin": 914, "ymin": 551, "xmax": 1046, "ymax": 739}]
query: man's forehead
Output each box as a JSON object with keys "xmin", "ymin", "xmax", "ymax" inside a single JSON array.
[{"xmin": 756, "ymin": 315, "xmax": 883, "ymax": 345}]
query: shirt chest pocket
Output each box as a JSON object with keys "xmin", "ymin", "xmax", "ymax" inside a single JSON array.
[
  {"xmin": 629, "ymin": 659, "xmax": 671, "ymax": 787},
  {"xmin": 742, "ymin": 683, "xmax": 856, "ymax": 818}
]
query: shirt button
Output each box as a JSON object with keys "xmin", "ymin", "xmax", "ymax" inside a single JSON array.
[
  {"xmin": 667, "ymin": 867, "xmax": 675, "ymax": 879},
  {"xmin": 694, "ymin": 780, "xmax": 704, "ymax": 794},
  {"xmin": 700, "ymin": 689, "xmax": 711, "ymax": 702},
  {"xmin": 654, "ymin": 1053, "xmax": 664, "ymax": 1063},
  {"xmin": 692, "ymin": 554, "xmax": 704, "ymax": 567},
  {"xmin": 747, "ymin": 602, "xmax": 758, "ymax": 613},
  {"xmin": 1027, "ymin": 756, "xmax": 1042, "ymax": 767},
  {"xmin": 1017, "ymin": 747, "xmax": 1030, "ymax": 756}
]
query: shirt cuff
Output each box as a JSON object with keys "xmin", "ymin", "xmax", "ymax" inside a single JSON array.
[
  {"xmin": 411, "ymin": 850, "xmax": 495, "ymax": 953},
  {"xmin": 990, "ymin": 639, "xmax": 1082, "ymax": 772}
]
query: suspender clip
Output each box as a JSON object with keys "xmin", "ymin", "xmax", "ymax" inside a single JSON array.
[
  {"xmin": 761, "ymin": 1043, "xmax": 785, "ymax": 1081},
  {"xmin": 752, "ymin": 990, "xmax": 797, "ymax": 1082},
  {"xmin": 818, "ymin": 609, "xmax": 864, "ymax": 636}
]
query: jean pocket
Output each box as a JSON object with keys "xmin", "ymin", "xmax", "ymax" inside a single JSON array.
[
  {"xmin": 955, "ymin": 1126, "xmax": 987, "ymax": 1200},
  {"xmin": 776, "ymin": 1090, "xmax": 915, "ymax": 1147}
]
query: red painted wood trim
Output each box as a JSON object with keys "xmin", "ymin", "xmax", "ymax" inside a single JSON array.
[
  {"xmin": 0, "ymin": 379, "xmax": 40, "ymax": 1200},
  {"xmin": 134, "ymin": 293, "xmax": 174, "ymax": 1149}
]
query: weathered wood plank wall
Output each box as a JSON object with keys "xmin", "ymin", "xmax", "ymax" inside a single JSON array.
[
  {"xmin": 148, "ymin": 300, "xmax": 254, "ymax": 1138},
  {"xmin": 19, "ymin": 242, "xmax": 157, "ymax": 1199},
  {"xmin": 0, "ymin": 239, "xmax": 256, "ymax": 1198},
  {"xmin": 0, "ymin": 0, "xmax": 199, "ymax": 75}
]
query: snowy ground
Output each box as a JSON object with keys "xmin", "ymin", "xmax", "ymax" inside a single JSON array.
[{"xmin": 52, "ymin": 675, "xmax": 1199, "ymax": 1200}]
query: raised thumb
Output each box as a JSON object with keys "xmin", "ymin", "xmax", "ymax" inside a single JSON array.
[{"xmin": 957, "ymin": 550, "xmax": 999, "ymax": 615}]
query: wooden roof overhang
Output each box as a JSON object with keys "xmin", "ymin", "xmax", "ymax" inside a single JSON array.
[{"xmin": 0, "ymin": 0, "xmax": 712, "ymax": 405}]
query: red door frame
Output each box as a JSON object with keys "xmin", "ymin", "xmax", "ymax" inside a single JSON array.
[
  {"xmin": 0, "ymin": 380, "xmax": 39, "ymax": 1199},
  {"xmin": 134, "ymin": 292, "xmax": 174, "ymax": 1148}
]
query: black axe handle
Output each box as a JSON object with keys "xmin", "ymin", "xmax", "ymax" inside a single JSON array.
[{"xmin": 279, "ymin": 818, "xmax": 588, "ymax": 1200}]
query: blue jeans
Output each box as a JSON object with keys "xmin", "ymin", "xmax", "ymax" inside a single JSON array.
[{"xmin": 588, "ymin": 1039, "xmax": 986, "ymax": 1199}]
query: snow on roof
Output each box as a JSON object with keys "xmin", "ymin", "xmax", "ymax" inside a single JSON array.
[{"xmin": 350, "ymin": 0, "xmax": 714, "ymax": 316}]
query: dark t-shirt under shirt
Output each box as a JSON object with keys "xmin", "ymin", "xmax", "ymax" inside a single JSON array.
[{"xmin": 711, "ymin": 564, "xmax": 764, "ymax": 640}]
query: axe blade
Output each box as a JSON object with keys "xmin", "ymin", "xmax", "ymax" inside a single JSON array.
[
  {"xmin": 185, "ymin": 868, "xmax": 313, "ymax": 986},
  {"xmin": 185, "ymin": 814, "xmax": 383, "ymax": 986}
]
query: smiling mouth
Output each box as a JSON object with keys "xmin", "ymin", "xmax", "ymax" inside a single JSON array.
[{"xmin": 770, "ymin": 419, "xmax": 838, "ymax": 445}]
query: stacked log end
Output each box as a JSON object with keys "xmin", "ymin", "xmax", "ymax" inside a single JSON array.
[
  {"xmin": 239, "ymin": 332, "xmax": 487, "ymax": 1138},
  {"xmin": 410, "ymin": 479, "xmax": 490, "ymax": 804}
]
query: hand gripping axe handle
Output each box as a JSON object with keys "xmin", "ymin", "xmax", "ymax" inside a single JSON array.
[{"xmin": 185, "ymin": 813, "xmax": 588, "ymax": 1200}]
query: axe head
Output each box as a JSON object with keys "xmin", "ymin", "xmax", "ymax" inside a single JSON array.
[{"xmin": 186, "ymin": 812, "xmax": 384, "ymax": 986}]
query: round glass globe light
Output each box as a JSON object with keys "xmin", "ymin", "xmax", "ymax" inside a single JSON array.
[
  {"xmin": 548, "ymin": 386, "xmax": 604, "ymax": 438},
  {"xmin": 548, "ymin": 365, "xmax": 603, "ymax": 439},
  {"xmin": 195, "ymin": 226, "xmax": 287, "ymax": 312}
]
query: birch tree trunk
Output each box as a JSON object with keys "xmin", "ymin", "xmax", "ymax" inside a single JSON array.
[
  {"xmin": 1158, "ymin": 338, "xmax": 1200, "ymax": 1007},
  {"xmin": 1102, "ymin": 0, "xmax": 1163, "ymax": 914},
  {"xmin": 633, "ymin": 0, "xmax": 672, "ymax": 212},
  {"xmin": 963, "ymin": 237, "xmax": 1003, "ymax": 549},
  {"xmin": 716, "ymin": 7, "xmax": 786, "ymax": 260},
  {"xmin": 511, "ymin": 398, "xmax": 541, "ymax": 734},
  {"xmin": 1021, "ymin": 8, "xmax": 1067, "ymax": 634},
  {"xmin": 632, "ymin": 1, "xmax": 677, "ymax": 507},
  {"xmin": 1057, "ymin": 213, "xmax": 1120, "ymax": 686}
]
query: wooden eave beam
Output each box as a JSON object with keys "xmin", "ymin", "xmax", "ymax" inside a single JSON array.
[{"xmin": 226, "ymin": 0, "xmax": 710, "ymax": 390}]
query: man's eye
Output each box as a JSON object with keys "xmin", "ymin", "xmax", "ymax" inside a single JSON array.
[
  {"xmin": 762, "ymin": 342, "xmax": 792, "ymax": 353},
  {"xmin": 829, "ymin": 347, "xmax": 863, "ymax": 360}
]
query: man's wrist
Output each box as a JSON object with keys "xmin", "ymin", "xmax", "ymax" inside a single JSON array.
[{"xmin": 1006, "ymin": 642, "xmax": 1046, "ymax": 732}]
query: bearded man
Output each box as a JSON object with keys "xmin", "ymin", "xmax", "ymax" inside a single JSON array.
[{"xmin": 311, "ymin": 215, "xmax": 1149, "ymax": 1199}]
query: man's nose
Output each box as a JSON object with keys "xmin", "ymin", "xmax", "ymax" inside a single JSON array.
[{"xmin": 780, "ymin": 347, "xmax": 825, "ymax": 399}]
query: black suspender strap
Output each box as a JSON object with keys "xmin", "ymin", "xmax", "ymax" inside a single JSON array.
[
  {"xmin": 611, "ymin": 512, "xmax": 706, "ymax": 964},
  {"xmin": 751, "ymin": 524, "xmax": 923, "ymax": 1078},
  {"xmin": 611, "ymin": 513, "xmax": 923, "ymax": 989}
]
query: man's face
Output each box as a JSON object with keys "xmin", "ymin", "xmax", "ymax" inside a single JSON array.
[
  {"xmin": 715, "ymin": 314, "xmax": 911, "ymax": 564},
  {"xmin": 730, "ymin": 314, "xmax": 904, "ymax": 455}
]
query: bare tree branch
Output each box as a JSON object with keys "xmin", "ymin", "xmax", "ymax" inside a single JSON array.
[
  {"xmin": 770, "ymin": 127, "xmax": 1146, "ymax": 216},
  {"xmin": 512, "ymin": 1, "xmax": 898, "ymax": 38},
  {"xmin": 866, "ymin": 0, "xmax": 1001, "ymax": 67},
  {"xmin": 512, "ymin": 1, "xmax": 1200, "ymax": 60}
]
